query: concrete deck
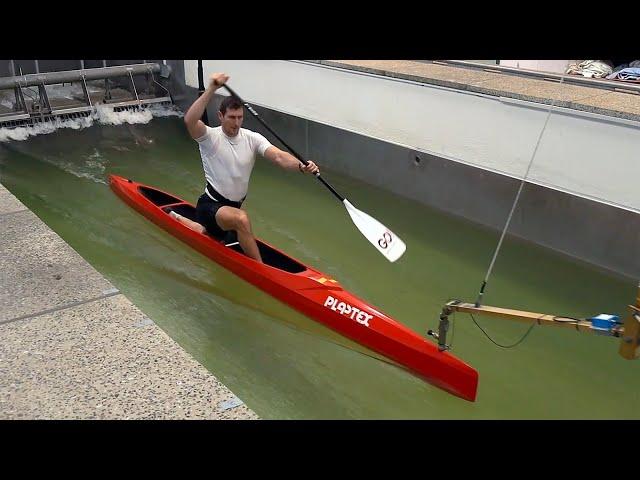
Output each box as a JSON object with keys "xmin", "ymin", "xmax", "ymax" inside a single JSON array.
[
  {"xmin": 315, "ymin": 60, "xmax": 640, "ymax": 122},
  {"xmin": 0, "ymin": 184, "xmax": 258, "ymax": 420}
]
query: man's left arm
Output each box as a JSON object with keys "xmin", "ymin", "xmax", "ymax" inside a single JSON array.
[{"xmin": 264, "ymin": 146, "xmax": 320, "ymax": 175}]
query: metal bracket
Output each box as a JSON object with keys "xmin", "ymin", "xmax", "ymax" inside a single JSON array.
[
  {"xmin": 104, "ymin": 78, "xmax": 112, "ymax": 102},
  {"xmin": 428, "ymin": 302, "xmax": 458, "ymax": 351},
  {"xmin": 619, "ymin": 310, "xmax": 640, "ymax": 360},
  {"xmin": 13, "ymin": 85, "xmax": 26, "ymax": 113},
  {"xmin": 37, "ymin": 81, "xmax": 51, "ymax": 113},
  {"xmin": 128, "ymin": 70, "xmax": 140, "ymax": 104},
  {"xmin": 80, "ymin": 73, "xmax": 92, "ymax": 108}
]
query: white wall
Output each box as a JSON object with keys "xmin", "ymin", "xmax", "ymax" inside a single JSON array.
[
  {"xmin": 185, "ymin": 60, "xmax": 640, "ymax": 214},
  {"xmin": 499, "ymin": 60, "xmax": 572, "ymax": 74}
]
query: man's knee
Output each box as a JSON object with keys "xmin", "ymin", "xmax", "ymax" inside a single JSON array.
[
  {"xmin": 217, "ymin": 208, "xmax": 251, "ymax": 232},
  {"xmin": 234, "ymin": 210, "xmax": 251, "ymax": 232}
]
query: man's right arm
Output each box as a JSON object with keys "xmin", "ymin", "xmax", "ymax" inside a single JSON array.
[{"xmin": 183, "ymin": 72, "xmax": 229, "ymax": 139}]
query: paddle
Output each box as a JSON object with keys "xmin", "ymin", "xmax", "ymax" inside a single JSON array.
[{"xmin": 221, "ymin": 83, "xmax": 406, "ymax": 263}]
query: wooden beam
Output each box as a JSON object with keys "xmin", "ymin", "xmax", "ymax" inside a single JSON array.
[
  {"xmin": 619, "ymin": 286, "xmax": 640, "ymax": 359},
  {"xmin": 443, "ymin": 283, "xmax": 639, "ymax": 360},
  {"xmin": 447, "ymin": 302, "xmax": 624, "ymax": 336}
]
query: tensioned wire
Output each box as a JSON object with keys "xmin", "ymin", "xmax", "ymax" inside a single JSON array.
[{"xmin": 475, "ymin": 72, "xmax": 568, "ymax": 308}]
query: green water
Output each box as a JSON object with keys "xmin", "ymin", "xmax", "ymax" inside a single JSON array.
[{"xmin": 1, "ymin": 118, "xmax": 637, "ymax": 419}]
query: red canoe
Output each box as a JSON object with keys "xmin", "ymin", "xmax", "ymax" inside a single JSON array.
[{"xmin": 109, "ymin": 175, "xmax": 479, "ymax": 401}]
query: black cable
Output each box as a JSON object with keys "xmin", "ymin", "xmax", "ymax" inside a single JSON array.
[
  {"xmin": 469, "ymin": 313, "xmax": 536, "ymax": 348},
  {"xmin": 552, "ymin": 315, "xmax": 582, "ymax": 323}
]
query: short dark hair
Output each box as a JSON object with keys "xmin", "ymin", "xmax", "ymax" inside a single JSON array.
[{"xmin": 219, "ymin": 96, "xmax": 243, "ymax": 115}]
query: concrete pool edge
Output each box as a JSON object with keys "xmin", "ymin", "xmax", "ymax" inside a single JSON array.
[{"xmin": 0, "ymin": 182, "xmax": 259, "ymax": 420}]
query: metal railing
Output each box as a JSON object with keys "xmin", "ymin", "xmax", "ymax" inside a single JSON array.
[{"xmin": 0, "ymin": 62, "xmax": 173, "ymax": 129}]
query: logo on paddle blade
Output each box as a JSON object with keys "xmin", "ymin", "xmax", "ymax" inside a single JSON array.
[
  {"xmin": 378, "ymin": 230, "xmax": 393, "ymax": 250},
  {"xmin": 324, "ymin": 295, "xmax": 373, "ymax": 327}
]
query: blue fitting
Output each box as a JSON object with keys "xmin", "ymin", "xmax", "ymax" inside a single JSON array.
[{"xmin": 589, "ymin": 313, "xmax": 621, "ymax": 331}]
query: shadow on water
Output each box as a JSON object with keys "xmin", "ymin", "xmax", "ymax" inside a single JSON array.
[{"xmin": 136, "ymin": 251, "xmax": 399, "ymax": 368}]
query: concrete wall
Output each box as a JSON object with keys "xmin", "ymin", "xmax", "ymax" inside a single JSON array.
[
  {"xmin": 185, "ymin": 60, "xmax": 640, "ymax": 216},
  {"xmin": 179, "ymin": 61, "xmax": 639, "ymax": 279},
  {"xmin": 245, "ymin": 103, "xmax": 640, "ymax": 279},
  {"xmin": 165, "ymin": 60, "xmax": 193, "ymax": 106},
  {"xmin": 499, "ymin": 60, "xmax": 573, "ymax": 74}
]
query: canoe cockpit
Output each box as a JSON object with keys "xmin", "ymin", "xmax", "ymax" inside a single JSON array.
[{"xmin": 137, "ymin": 185, "xmax": 307, "ymax": 274}]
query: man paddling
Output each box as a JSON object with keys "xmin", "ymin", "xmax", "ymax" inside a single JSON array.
[{"xmin": 178, "ymin": 72, "xmax": 320, "ymax": 263}]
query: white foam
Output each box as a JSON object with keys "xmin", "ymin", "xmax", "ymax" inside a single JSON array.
[
  {"xmin": 38, "ymin": 147, "xmax": 110, "ymax": 185},
  {"xmin": 87, "ymin": 148, "xmax": 104, "ymax": 162},
  {"xmin": 94, "ymin": 104, "xmax": 154, "ymax": 125},
  {"xmin": 0, "ymin": 103, "xmax": 184, "ymax": 142},
  {"xmin": 85, "ymin": 149, "xmax": 107, "ymax": 174},
  {"xmin": 42, "ymin": 83, "xmax": 103, "ymax": 100},
  {"xmin": 0, "ymin": 117, "xmax": 92, "ymax": 142},
  {"xmin": 147, "ymin": 104, "xmax": 184, "ymax": 118},
  {"xmin": 44, "ymin": 84, "xmax": 78, "ymax": 100}
]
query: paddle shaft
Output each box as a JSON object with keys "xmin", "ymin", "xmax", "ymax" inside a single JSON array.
[
  {"xmin": 221, "ymin": 84, "xmax": 345, "ymax": 203},
  {"xmin": 197, "ymin": 61, "xmax": 210, "ymax": 126}
]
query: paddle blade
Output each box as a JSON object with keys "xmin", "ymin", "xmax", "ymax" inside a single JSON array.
[{"xmin": 343, "ymin": 199, "xmax": 406, "ymax": 262}]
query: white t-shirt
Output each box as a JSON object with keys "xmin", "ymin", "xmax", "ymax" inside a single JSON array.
[{"xmin": 195, "ymin": 125, "xmax": 272, "ymax": 202}]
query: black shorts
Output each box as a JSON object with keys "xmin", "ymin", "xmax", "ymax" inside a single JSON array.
[{"xmin": 195, "ymin": 193, "xmax": 242, "ymax": 239}]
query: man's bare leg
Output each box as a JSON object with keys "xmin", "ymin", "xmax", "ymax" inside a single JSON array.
[
  {"xmin": 215, "ymin": 206, "xmax": 263, "ymax": 263},
  {"xmin": 169, "ymin": 211, "xmax": 206, "ymax": 234}
]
